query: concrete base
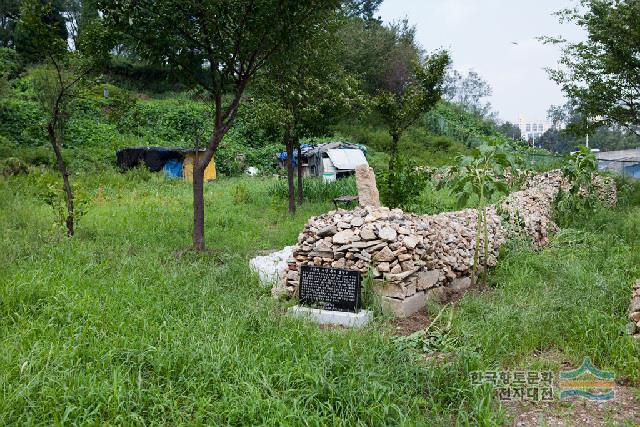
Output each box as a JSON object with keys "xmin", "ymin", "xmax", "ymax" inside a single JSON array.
[
  {"xmin": 288, "ymin": 305, "xmax": 372, "ymax": 327},
  {"xmin": 381, "ymin": 291, "xmax": 426, "ymax": 318}
]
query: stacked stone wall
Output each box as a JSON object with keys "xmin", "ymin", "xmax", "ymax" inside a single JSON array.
[{"xmin": 275, "ymin": 171, "xmax": 617, "ymax": 317}]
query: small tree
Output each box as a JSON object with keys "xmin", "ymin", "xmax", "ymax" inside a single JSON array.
[
  {"xmin": 450, "ymin": 140, "xmax": 515, "ymax": 286},
  {"xmin": 373, "ymin": 51, "xmax": 449, "ymax": 172},
  {"xmin": 256, "ymin": 14, "xmax": 362, "ymax": 214},
  {"xmin": 97, "ymin": 0, "xmax": 341, "ymax": 250},
  {"xmin": 554, "ymin": 145, "xmax": 599, "ymax": 226},
  {"xmin": 18, "ymin": 0, "xmax": 95, "ymax": 236}
]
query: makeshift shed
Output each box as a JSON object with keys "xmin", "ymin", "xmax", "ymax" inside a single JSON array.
[
  {"xmin": 277, "ymin": 142, "xmax": 368, "ymax": 181},
  {"xmin": 116, "ymin": 147, "xmax": 216, "ymax": 182},
  {"xmin": 597, "ymin": 148, "xmax": 640, "ymax": 179}
]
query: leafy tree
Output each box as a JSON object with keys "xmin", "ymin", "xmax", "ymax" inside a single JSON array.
[
  {"xmin": 14, "ymin": 0, "xmax": 69, "ymax": 63},
  {"xmin": 96, "ymin": 0, "xmax": 342, "ymax": 250},
  {"xmin": 449, "ymin": 140, "xmax": 515, "ymax": 286},
  {"xmin": 374, "ymin": 50, "xmax": 450, "ymax": 171},
  {"xmin": 341, "ymin": 0, "xmax": 382, "ymax": 22},
  {"xmin": 545, "ymin": 0, "xmax": 640, "ymax": 135},
  {"xmin": 17, "ymin": 0, "xmax": 95, "ymax": 236},
  {"xmin": 256, "ymin": 14, "xmax": 362, "ymax": 214},
  {"xmin": 497, "ymin": 121, "xmax": 521, "ymax": 140},
  {"xmin": 338, "ymin": 17, "xmax": 422, "ymax": 96},
  {"xmin": 443, "ymin": 69, "xmax": 493, "ymax": 117}
]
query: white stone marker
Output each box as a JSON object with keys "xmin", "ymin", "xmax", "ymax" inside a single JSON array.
[{"xmin": 288, "ymin": 306, "xmax": 372, "ymax": 328}]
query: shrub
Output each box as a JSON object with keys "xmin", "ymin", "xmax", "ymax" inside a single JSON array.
[
  {"xmin": 377, "ymin": 156, "xmax": 429, "ymax": 210},
  {"xmin": 554, "ymin": 145, "xmax": 600, "ymax": 227},
  {"xmin": 1, "ymin": 157, "xmax": 28, "ymax": 176}
]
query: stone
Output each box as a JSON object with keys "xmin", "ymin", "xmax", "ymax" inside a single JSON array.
[
  {"xmin": 381, "ymin": 292, "xmax": 426, "ymax": 318},
  {"xmin": 390, "ymin": 264, "xmax": 402, "ymax": 274},
  {"xmin": 377, "ymin": 262, "xmax": 390, "ymax": 272},
  {"xmin": 417, "ymin": 270, "xmax": 440, "ymax": 290},
  {"xmin": 398, "ymin": 253, "xmax": 412, "ymax": 262},
  {"xmin": 333, "ymin": 230, "xmax": 355, "ymax": 245},
  {"xmin": 317, "ymin": 226, "xmax": 337, "ymax": 238},
  {"xmin": 374, "ymin": 281, "xmax": 405, "ymax": 299},
  {"xmin": 373, "ymin": 246, "xmax": 395, "ymax": 263},
  {"xmin": 630, "ymin": 297, "xmax": 640, "ymax": 314},
  {"xmin": 630, "ymin": 311, "xmax": 640, "ymax": 323},
  {"xmin": 337, "ymin": 221, "xmax": 351, "ymax": 229},
  {"xmin": 425, "ymin": 287, "xmax": 448, "ymax": 304},
  {"xmin": 379, "ymin": 227, "xmax": 397, "ymax": 242},
  {"xmin": 385, "ymin": 268, "xmax": 418, "ymax": 282},
  {"xmin": 355, "ymin": 164, "xmax": 381, "ymax": 208},
  {"xmin": 289, "ymin": 306, "xmax": 372, "ymax": 328},
  {"xmin": 403, "ymin": 235, "xmax": 421, "ymax": 250},
  {"xmin": 350, "ymin": 216, "xmax": 364, "ymax": 227},
  {"xmin": 450, "ymin": 277, "xmax": 472, "ymax": 292},
  {"xmin": 400, "ymin": 261, "xmax": 415, "ymax": 271},
  {"xmin": 360, "ymin": 226, "xmax": 377, "ymax": 241}
]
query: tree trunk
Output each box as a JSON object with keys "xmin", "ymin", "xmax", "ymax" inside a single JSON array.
[
  {"xmin": 390, "ymin": 133, "xmax": 400, "ymax": 173},
  {"xmin": 286, "ymin": 132, "xmax": 296, "ymax": 215},
  {"xmin": 47, "ymin": 124, "xmax": 74, "ymax": 237},
  {"xmin": 192, "ymin": 155, "xmax": 206, "ymax": 251},
  {"xmin": 296, "ymin": 143, "xmax": 303, "ymax": 206}
]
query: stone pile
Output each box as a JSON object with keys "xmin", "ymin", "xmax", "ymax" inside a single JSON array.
[
  {"xmin": 629, "ymin": 280, "xmax": 640, "ymax": 338},
  {"xmin": 274, "ymin": 170, "xmax": 617, "ymax": 317}
]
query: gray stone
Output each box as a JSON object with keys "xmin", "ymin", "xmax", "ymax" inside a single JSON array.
[
  {"xmin": 384, "ymin": 268, "xmax": 418, "ymax": 282},
  {"xmin": 450, "ymin": 277, "xmax": 472, "ymax": 292},
  {"xmin": 332, "ymin": 230, "xmax": 355, "ymax": 245},
  {"xmin": 374, "ymin": 281, "xmax": 405, "ymax": 299},
  {"xmin": 381, "ymin": 292, "xmax": 426, "ymax": 318},
  {"xmin": 379, "ymin": 227, "xmax": 397, "ymax": 242},
  {"xmin": 355, "ymin": 165, "xmax": 381, "ymax": 208},
  {"xmin": 630, "ymin": 297, "xmax": 640, "ymax": 313},
  {"xmin": 425, "ymin": 287, "xmax": 448, "ymax": 304},
  {"xmin": 403, "ymin": 235, "xmax": 421, "ymax": 250},
  {"xmin": 317, "ymin": 226, "xmax": 337, "ymax": 238},
  {"xmin": 417, "ymin": 270, "xmax": 440, "ymax": 290},
  {"xmin": 350, "ymin": 216, "xmax": 364, "ymax": 227},
  {"xmin": 337, "ymin": 221, "xmax": 351, "ymax": 229},
  {"xmin": 289, "ymin": 306, "xmax": 372, "ymax": 327},
  {"xmin": 360, "ymin": 226, "xmax": 377, "ymax": 240}
]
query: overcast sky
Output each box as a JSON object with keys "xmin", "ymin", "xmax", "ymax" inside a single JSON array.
[{"xmin": 378, "ymin": 0, "xmax": 584, "ymax": 124}]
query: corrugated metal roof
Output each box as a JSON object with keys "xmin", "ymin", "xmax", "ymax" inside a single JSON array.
[
  {"xmin": 596, "ymin": 148, "xmax": 640, "ymax": 161},
  {"xmin": 327, "ymin": 149, "xmax": 368, "ymax": 170}
]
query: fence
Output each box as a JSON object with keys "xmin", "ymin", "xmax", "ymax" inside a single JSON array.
[{"xmin": 520, "ymin": 152, "xmax": 640, "ymax": 180}]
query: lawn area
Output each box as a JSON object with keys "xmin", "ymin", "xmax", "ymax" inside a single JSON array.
[{"xmin": 1, "ymin": 170, "xmax": 639, "ymax": 425}]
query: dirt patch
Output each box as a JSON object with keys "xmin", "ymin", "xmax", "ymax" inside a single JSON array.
[
  {"xmin": 390, "ymin": 308, "xmax": 431, "ymax": 336},
  {"xmin": 504, "ymin": 386, "xmax": 640, "ymax": 426}
]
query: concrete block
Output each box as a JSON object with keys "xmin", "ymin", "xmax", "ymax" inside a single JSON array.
[
  {"xmin": 381, "ymin": 291, "xmax": 426, "ymax": 318},
  {"xmin": 288, "ymin": 305, "xmax": 372, "ymax": 327}
]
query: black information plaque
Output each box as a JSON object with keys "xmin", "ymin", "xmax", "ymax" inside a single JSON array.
[{"xmin": 299, "ymin": 265, "xmax": 361, "ymax": 312}]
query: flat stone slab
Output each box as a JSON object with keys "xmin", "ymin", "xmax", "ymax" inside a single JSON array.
[{"xmin": 288, "ymin": 305, "xmax": 372, "ymax": 327}]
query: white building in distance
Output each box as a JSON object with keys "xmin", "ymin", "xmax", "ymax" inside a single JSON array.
[{"xmin": 517, "ymin": 117, "xmax": 553, "ymax": 143}]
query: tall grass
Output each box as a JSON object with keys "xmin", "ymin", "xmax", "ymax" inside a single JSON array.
[{"xmin": 1, "ymin": 170, "xmax": 638, "ymax": 425}]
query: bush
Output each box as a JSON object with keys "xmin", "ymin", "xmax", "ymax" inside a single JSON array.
[
  {"xmin": 377, "ymin": 156, "xmax": 430, "ymax": 209},
  {"xmin": 1, "ymin": 157, "xmax": 28, "ymax": 176}
]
